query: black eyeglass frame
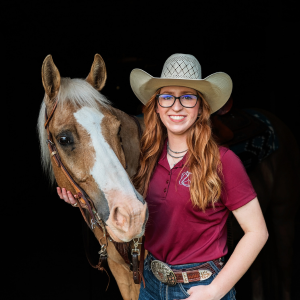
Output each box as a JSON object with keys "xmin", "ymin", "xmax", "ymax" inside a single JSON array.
[{"xmin": 156, "ymin": 94, "xmax": 199, "ymax": 108}]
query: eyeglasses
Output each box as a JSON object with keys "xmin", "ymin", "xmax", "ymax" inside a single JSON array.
[{"xmin": 156, "ymin": 94, "xmax": 199, "ymax": 108}]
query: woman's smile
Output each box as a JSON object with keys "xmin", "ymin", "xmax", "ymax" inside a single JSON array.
[{"xmin": 169, "ymin": 115, "xmax": 186, "ymax": 122}]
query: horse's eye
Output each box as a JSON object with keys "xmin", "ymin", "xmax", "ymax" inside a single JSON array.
[{"xmin": 58, "ymin": 136, "xmax": 72, "ymax": 145}]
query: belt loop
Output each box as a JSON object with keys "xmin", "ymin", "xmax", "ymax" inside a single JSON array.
[
  {"xmin": 182, "ymin": 270, "xmax": 189, "ymax": 283},
  {"xmin": 219, "ymin": 257, "xmax": 224, "ymax": 266}
]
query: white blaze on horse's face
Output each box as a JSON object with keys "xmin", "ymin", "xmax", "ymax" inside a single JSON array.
[{"xmin": 74, "ymin": 106, "xmax": 147, "ymax": 242}]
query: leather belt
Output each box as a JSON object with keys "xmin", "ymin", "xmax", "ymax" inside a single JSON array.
[{"xmin": 150, "ymin": 257, "xmax": 224, "ymax": 285}]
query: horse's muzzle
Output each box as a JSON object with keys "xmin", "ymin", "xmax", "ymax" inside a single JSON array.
[{"xmin": 106, "ymin": 202, "xmax": 148, "ymax": 242}]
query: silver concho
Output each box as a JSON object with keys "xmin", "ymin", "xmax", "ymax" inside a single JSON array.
[
  {"xmin": 199, "ymin": 269, "xmax": 212, "ymax": 280},
  {"xmin": 151, "ymin": 260, "xmax": 177, "ymax": 286}
]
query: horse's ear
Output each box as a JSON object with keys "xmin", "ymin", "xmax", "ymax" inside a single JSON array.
[
  {"xmin": 86, "ymin": 54, "xmax": 107, "ymax": 91},
  {"xmin": 42, "ymin": 55, "xmax": 61, "ymax": 102}
]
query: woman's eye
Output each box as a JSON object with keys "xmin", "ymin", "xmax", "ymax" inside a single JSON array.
[
  {"xmin": 58, "ymin": 136, "xmax": 72, "ymax": 145},
  {"xmin": 183, "ymin": 95, "xmax": 192, "ymax": 100}
]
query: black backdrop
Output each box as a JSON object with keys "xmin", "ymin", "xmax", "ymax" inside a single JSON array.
[{"xmin": 4, "ymin": 1, "xmax": 299, "ymax": 299}]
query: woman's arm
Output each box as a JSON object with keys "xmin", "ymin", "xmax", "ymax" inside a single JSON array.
[{"xmin": 187, "ymin": 197, "xmax": 269, "ymax": 300}]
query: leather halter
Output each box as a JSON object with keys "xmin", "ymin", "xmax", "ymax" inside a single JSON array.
[
  {"xmin": 44, "ymin": 97, "xmax": 145, "ymax": 286},
  {"xmin": 44, "ymin": 98, "xmax": 104, "ymax": 232}
]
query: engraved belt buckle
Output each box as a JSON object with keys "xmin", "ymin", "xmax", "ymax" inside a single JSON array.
[{"xmin": 151, "ymin": 260, "xmax": 177, "ymax": 286}]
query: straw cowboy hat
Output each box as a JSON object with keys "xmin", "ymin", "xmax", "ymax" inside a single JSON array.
[{"xmin": 130, "ymin": 53, "xmax": 233, "ymax": 113}]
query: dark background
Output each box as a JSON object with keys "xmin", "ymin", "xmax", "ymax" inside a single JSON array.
[{"xmin": 4, "ymin": 0, "xmax": 299, "ymax": 299}]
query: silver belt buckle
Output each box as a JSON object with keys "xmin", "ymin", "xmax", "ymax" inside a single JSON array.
[{"xmin": 151, "ymin": 260, "xmax": 177, "ymax": 286}]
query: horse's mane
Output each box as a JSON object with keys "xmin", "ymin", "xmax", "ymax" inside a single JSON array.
[{"xmin": 37, "ymin": 78, "xmax": 111, "ymax": 185}]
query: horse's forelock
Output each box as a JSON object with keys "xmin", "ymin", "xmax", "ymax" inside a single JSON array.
[{"xmin": 37, "ymin": 78, "xmax": 112, "ymax": 185}]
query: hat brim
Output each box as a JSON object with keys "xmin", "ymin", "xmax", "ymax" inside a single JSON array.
[{"xmin": 130, "ymin": 69, "xmax": 233, "ymax": 114}]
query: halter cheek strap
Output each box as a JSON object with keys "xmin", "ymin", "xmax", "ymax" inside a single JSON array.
[
  {"xmin": 45, "ymin": 102, "xmax": 101, "ymax": 227},
  {"xmin": 44, "ymin": 98, "xmax": 108, "ymax": 274}
]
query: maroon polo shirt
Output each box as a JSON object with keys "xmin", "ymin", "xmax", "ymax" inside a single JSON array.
[{"xmin": 145, "ymin": 140, "xmax": 257, "ymax": 265}]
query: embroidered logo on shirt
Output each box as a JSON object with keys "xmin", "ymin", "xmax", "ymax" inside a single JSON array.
[{"xmin": 179, "ymin": 171, "xmax": 192, "ymax": 187}]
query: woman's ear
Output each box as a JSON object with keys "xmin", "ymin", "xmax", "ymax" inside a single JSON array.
[{"xmin": 198, "ymin": 100, "xmax": 203, "ymax": 114}]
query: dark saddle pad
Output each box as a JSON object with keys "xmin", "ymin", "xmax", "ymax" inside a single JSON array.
[{"xmin": 212, "ymin": 108, "xmax": 279, "ymax": 170}]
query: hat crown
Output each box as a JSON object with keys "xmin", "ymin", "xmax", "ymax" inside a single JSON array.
[{"xmin": 161, "ymin": 53, "xmax": 202, "ymax": 80}]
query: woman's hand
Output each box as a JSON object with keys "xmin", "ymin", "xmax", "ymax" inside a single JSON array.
[
  {"xmin": 182, "ymin": 285, "xmax": 218, "ymax": 300},
  {"xmin": 57, "ymin": 187, "xmax": 78, "ymax": 206}
]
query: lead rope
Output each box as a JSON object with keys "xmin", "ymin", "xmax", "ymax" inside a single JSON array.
[
  {"xmin": 128, "ymin": 115, "xmax": 146, "ymax": 287},
  {"xmin": 132, "ymin": 238, "xmax": 141, "ymax": 283},
  {"xmin": 138, "ymin": 236, "xmax": 146, "ymax": 288},
  {"xmin": 96, "ymin": 222, "xmax": 110, "ymax": 291},
  {"xmin": 131, "ymin": 237, "xmax": 145, "ymax": 287},
  {"xmin": 82, "ymin": 215, "xmax": 110, "ymax": 291}
]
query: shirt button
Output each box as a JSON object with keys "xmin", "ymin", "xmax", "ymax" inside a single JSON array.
[
  {"xmin": 166, "ymin": 180, "xmax": 169, "ymax": 184},
  {"xmin": 164, "ymin": 188, "xmax": 167, "ymax": 192}
]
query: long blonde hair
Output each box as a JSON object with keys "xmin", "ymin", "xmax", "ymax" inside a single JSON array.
[{"xmin": 133, "ymin": 90, "xmax": 222, "ymax": 211}]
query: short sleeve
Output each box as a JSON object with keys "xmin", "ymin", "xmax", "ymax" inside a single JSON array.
[{"xmin": 220, "ymin": 147, "xmax": 257, "ymax": 211}]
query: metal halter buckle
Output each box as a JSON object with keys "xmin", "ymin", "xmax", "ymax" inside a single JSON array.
[
  {"xmin": 46, "ymin": 139, "xmax": 55, "ymax": 146},
  {"xmin": 98, "ymin": 244, "xmax": 107, "ymax": 258},
  {"xmin": 151, "ymin": 260, "xmax": 177, "ymax": 286},
  {"xmin": 131, "ymin": 238, "xmax": 142, "ymax": 255},
  {"xmin": 90, "ymin": 219, "xmax": 96, "ymax": 230}
]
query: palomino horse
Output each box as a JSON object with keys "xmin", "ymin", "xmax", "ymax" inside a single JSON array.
[
  {"xmin": 38, "ymin": 54, "xmax": 148, "ymax": 300},
  {"xmin": 38, "ymin": 54, "xmax": 299, "ymax": 300}
]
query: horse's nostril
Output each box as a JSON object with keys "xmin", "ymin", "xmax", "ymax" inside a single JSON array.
[{"xmin": 112, "ymin": 206, "xmax": 129, "ymax": 232}]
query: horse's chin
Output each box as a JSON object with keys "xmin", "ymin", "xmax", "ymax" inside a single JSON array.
[
  {"xmin": 106, "ymin": 226, "xmax": 144, "ymax": 243},
  {"xmin": 107, "ymin": 228, "xmax": 125, "ymax": 243}
]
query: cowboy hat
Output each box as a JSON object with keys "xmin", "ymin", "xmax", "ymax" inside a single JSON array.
[{"xmin": 130, "ymin": 53, "xmax": 233, "ymax": 113}]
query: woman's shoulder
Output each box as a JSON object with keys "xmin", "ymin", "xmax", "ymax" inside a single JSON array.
[
  {"xmin": 219, "ymin": 146, "xmax": 230, "ymax": 158},
  {"xmin": 218, "ymin": 146, "xmax": 243, "ymax": 170},
  {"xmin": 218, "ymin": 147, "xmax": 256, "ymax": 210},
  {"xmin": 219, "ymin": 146, "xmax": 236, "ymax": 160}
]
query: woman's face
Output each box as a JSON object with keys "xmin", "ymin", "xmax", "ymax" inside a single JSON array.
[{"xmin": 156, "ymin": 86, "xmax": 200, "ymax": 136}]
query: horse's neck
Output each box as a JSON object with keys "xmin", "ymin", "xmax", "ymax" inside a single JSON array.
[{"xmin": 110, "ymin": 107, "xmax": 143, "ymax": 177}]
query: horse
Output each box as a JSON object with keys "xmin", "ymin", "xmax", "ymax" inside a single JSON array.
[
  {"xmin": 38, "ymin": 54, "xmax": 149, "ymax": 300},
  {"xmin": 38, "ymin": 54, "xmax": 299, "ymax": 300}
]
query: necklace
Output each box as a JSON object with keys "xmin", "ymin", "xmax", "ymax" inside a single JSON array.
[
  {"xmin": 167, "ymin": 142, "xmax": 188, "ymax": 154},
  {"xmin": 167, "ymin": 149, "xmax": 185, "ymax": 158},
  {"xmin": 167, "ymin": 149, "xmax": 184, "ymax": 168}
]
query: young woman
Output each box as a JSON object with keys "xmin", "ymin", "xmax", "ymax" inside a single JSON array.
[{"xmin": 58, "ymin": 54, "xmax": 268, "ymax": 300}]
